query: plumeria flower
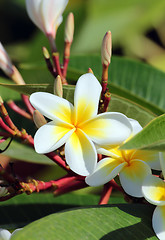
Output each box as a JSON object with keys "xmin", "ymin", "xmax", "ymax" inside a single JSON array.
[
  {"xmin": 30, "ymin": 73, "xmax": 132, "ymax": 176},
  {"xmin": 25, "ymin": 0, "xmax": 68, "ymax": 39},
  {"xmin": 0, "ymin": 228, "xmax": 22, "ymax": 240},
  {"xmin": 142, "ymin": 153, "xmax": 165, "ymax": 240},
  {"xmin": 0, "ymin": 42, "xmax": 13, "ymax": 77},
  {"xmin": 85, "ymin": 119, "xmax": 161, "ymax": 197}
]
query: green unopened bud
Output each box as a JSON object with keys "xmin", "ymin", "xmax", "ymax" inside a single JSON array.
[
  {"xmin": 33, "ymin": 110, "xmax": 47, "ymax": 128},
  {"xmin": 65, "ymin": 12, "xmax": 74, "ymax": 43},
  {"xmin": 42, "ymin": 47, "xmax": 50, "ymax": 59},
  {"xmin": 101, "ymin": 31, "xmax": 112, "ymax": 66},
  {"xmin": 54, "ymin": 75, "xmax": 63, "ymax": 98}
]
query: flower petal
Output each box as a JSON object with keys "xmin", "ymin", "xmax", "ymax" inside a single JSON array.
[
  {"xmin": 142, "ymin": 174, "xmax": 165, "ymax": 206},
  {"xmin": 132, "ymin": 150, "xmax": 161, "ymax": 170},
  {"xmin": 129, "ymin": 118, "xmax": 142, "ymax": 135},
  {"xmin": 65, "ymin": 128, "xmax": 97, "ymax": 176},
  {"xmin": 34, "ymin": 120, "xmax": 75, "ymax": 154},
  {"xmin": 81, "ymin": 112, "xmax": 132, "ymax": 146},
  {"xmin": 85, "ymin": 157, "xmax": 126, "ymax": 186},
  {"xmin": 30, "ymin": 92, "xmax": 73, "ymax": 125},
  {"xmin": 25, "ymin": 0, "xmax": 44, "ymax": 33},
  {"xmin": 0, "ymin": 228, "xmax": 11, "ymax": 240},
  {"xmin": 160, "ymin": 152, "xmax": 165, "ymax": 178},
  {"xmin": 40, "ymin": 0, "xmax": 68, "ymax": 37},
  {"xmin": 73, "ymin": 73, "xmax": 102, "ymax": 125},
  {"xmin": 0, "ymin": 42, "xmax": 13, "ymax": 76},
  {"xmin": 153, "ymin": 206, "xmax": 165, "ymax": 240},
  {"xmin": 119, "ymin": 159, "xmax": 151, "ymax": 197}
]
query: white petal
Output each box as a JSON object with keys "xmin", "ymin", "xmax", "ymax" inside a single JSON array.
[
  {"xmin": 34, "ymin": 120, "xmax": 75, "ymax": 154},
  {"xmin": 160, "ymin": 152, "xmax": 165, "ymax": 177},
  {"xmin": 0, "ymin": 42, "xmax": 13, "ymax": 76},
  {"xmin": 81, "ymin": 112, "xmax": 132, "ymax": 146},
  {"xmin": 0, "ymin": 229, "xmax": 11, "ymax": 240},
  {"xmin": 119, "ymin": 159, "xmax": 151, "ymax": 197},
  {"xmin": 129, "ymin": 118, "xmax": 142, "ymax": 135},
  {"xmin": 30, "ymin": 92, "xmax": 73, "ymax": 125},
  {"xmin": 142, "ymin": 174, "xmax": 165, "ymax": 206},
  {"xmin": 65, "ymin": 128, "xmax": 97, "ymax": 176},
  {"xmin": 41, "ymin": 0, "xmax": 68, "ymax": 37},
  {"xmin": 73, "ymin": 73, "xmax": 102, "ymax": 125},
  {"xmin": 132, "ymin": 150, "xmax": 161, "ymax": 170},
  {"xmin": 25, "ymin": 0, "xmax": 45, "ymax": 33},
  {"xmin": 97, "ymin": 147, "xmax": 120, "ymax": 158},
  {"xmin": 153, "ymin": 206, "xmax": 165, "ymax": 240},
  {"xmin": 85, "ymin": 157, "xmax": 126, "ymax": 186}
]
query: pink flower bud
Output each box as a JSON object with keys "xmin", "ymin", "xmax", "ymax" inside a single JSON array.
[
  {"xmin": 33, "ymin": 110, "xmax": 47, "ymax": 128},
  {"xmin": 65, "ymin": 12, "xmax": 74, "ymax": 43},
  {"xmin": 0, "ymin": 42, "xmax": 13, "ymax": 76},
  {"xmin": 25, "ymin": 0, "xmax": 69, "ymax": 39},
  {"xmin": 101, "ymin": 31, "xmax": 112, "ymax": 66}
]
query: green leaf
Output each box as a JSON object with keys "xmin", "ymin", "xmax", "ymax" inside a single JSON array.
[
  {"xmin": 120, "ymin": 114, "xmax": 165, "ymax": 151},
  {"xmin": 11, "ymin": 204, "xmax": 157, "ymax": 240},
  {"xmin": 0, "ymin": 192, "xmax": 125, "ymax": 229},
  {"xmin": 1, "ymin": 140, "xmax": 53, "ymax": 165}
]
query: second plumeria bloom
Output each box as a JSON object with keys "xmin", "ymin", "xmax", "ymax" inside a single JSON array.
[
  {"xmin": 25, "ymin": 0, "xmax": 68, "ymax": 39},
  {"xmin": 86, "ymin": 119, "xmax": 161, "ymax": 196},
  {"xmin": 30, "ymin": 73, "xmax": 132, "ymax": 176},
  {"xmin": 0, "ymin": 42, "xmax": 13, "ymax": 76}
]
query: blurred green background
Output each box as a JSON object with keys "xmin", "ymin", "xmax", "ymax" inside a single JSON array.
[{"xmin": 1, "ymin": 0, "xmax": 165, "ymax": 71}]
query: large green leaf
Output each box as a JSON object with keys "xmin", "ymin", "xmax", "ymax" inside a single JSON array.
[
  {"xmin": 0, "ymin": 192, "xmax": 125, "ymax": 229},
  {"xmin": 11, "ymin": 204, "xmax": 157, "ymax": 240},
  {"xmin": 120, "ymin": 114, "xmax": 165, "ymax": 151}
]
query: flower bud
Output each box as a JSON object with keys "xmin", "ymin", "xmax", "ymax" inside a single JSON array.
[
  {"xmin": 101, "ymin": 31, "xmax": 112, "ymax": 66},
  {"xmin": 25, "ymin": 0, "xmax": 68, "ymax": 39},
  {"xmin": 0, "ymin": 187, "xmax": 8, "ymax": 197},
  {"xmin": 33, "ymin": 110, "xmax": 47, "ymax": 129},
  {"xmin": 0, "ymin": 228, "xmax": 11, "ymax": 240},
  {"xmin": 65, "ymin": 12, "xmax": 74, "ymax": 43},
  {"xmin": 0, "ymin": 42, "xmax": 13, "ymax": 76},
  {"xmin": 88, "ymin": 68, "xmax": 94, "ymax": 74},
  {"xmin": 54, "ymin": 75, "xmax": 63, "ymax": 98},
  {"xmin": 11, "ymin": 66, "xmax": 25, "ymax": 85}
]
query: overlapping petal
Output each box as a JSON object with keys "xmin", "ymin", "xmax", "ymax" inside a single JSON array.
[
  {"xmin": 153, "ymin": 206, "xmax": 165, "ymax": 240},
  {"xmin": 129, "ymin": 118, "xmax": 142, "ymax": 135},
  {"xmin": 119, "ymin": 159, "xmax": 151, "ymax": 197},
  {"xmin": 65, "ymin": 128, "xmax": 97, "ymax": 176},
  {"xmin": 30, "ymin": 92, "xmax": 73, "ymax": 125},
  {"xmin": 132, "ymin": 150, "xmax": 161, "ymax": 170},
  {"xmin": 85, "ymin": 158, "xmax": 126, "ymax": 186},
  {"xmin": 34, "ymin": 120, "xmax": 75, "ymax": 154},
  {"xmin": 73, "ymin": 73, "xmax": 102, "ymax": 125},
  {"xmin": 0, "ymin": 42, "xmax": 13, "ymax": 76},
  {"xmin": 81, "ymin": 112, "xmax": 132, "ymax": 146},
  {"xmin": 142, "ymin": 175, "xmax": 165, "ymax": 206}
]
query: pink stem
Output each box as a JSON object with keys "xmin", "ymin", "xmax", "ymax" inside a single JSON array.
[
  {"xmin": 21, "ymin": 94, "xmax": 35, "ymax": 116},
  {"xmin": 99, "ymin": 182, "xmax": 113, "ymax": 205},
  {"xmin": 7, "ymin": 100, "xmax": 32, "ymax": 120}
]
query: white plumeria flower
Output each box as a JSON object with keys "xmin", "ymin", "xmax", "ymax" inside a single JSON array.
[
  {"xmin": 85, "ymin": 119, "xmax": 161, "ymax": 197},
  {"xmin": 0, "ymin": 42, "xmax": 13, "ymax": 76},
  {"xmin": 25, "ymin": 0, "xmax": 68, "ymax": 39},
  {"xmin": 0, "ymin": 228, "xmax": 22, "ymax": 240},
  {"xmin": 142, "ymin": 153, "xmax": 165, "ymax": 240},
  {"xmin": 30, "ymin": 73, "xmax": 132, "ymax": 176}
]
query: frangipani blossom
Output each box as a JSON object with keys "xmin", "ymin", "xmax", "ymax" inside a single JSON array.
[
  {"xmin": 85, "ymin": 119, "xmax": 161, "ymax": 197},
  {"xmin": 30, "ymin": 73, "xmax": 132, "ymax": 176},
  {"xmin": 25, "ymin": 0, "xmax": 68, "ymax": 39},
  {"xmin": 0, "ymin": 42, "xmax": 13, "ymax": 76},
  {"xmin": 142, "ymin": 174, "xmax": 165, "ymax": 240}
]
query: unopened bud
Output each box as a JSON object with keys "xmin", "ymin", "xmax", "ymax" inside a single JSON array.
[
  {"xmin": 0, "ymin": 42, "xmax": 13, "ymax": 76},
  {"xmin": 0, "ymin": 187, "xmax": 8, "ymax": 197},
  {"xmin": 101, "ymin": 31, "xmax": 112, "ymax": 66},
  {"xmin": 65, "ymin": 12, "xmax": 74, "ymax": 43},
  {"xmin": 88, "ymin": 68, "xmax": 94, "ymax": 74},
  {"xmin": 33, "ymin": 110, "xmax": 47, "ymax": 128},
  {"xmin": 11, "ymin": 66, "xmax": 25, "ymax": 85},
  {"xmin": 0, "ymin": 96, "xmax": 4, "ymax": 105},
  {"xmin": 42, "ymin": 47, "xmax": 50, "ymax": 59},
  {"xmin": 54, "ymin": 75, "xmax": 63, "ymax": 97}
]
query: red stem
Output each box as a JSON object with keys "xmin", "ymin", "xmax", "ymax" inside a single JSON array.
[
  {"xmin": 0, "ymin": 118, "xmax": 16, "ymax": 135},
  {"xmin": 99, "ymin": 182, "xmax": 113, "ymax": 205},
  {"xmin": 21, "ymin": 94, "xmax": 35, "ymax": 116},
  {"xmin": 7, "ymin": 100, "xmax": 32, "ymax": 120}
]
